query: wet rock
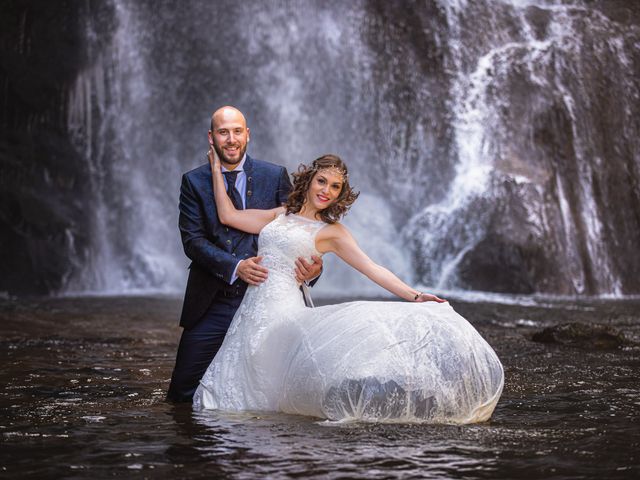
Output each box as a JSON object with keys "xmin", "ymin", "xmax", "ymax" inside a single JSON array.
[
  {"xmin": 0, "ymin": 2, "xmax": 114, "ymax": 295},
  {"xmin": 532, "ymin": 322, "xmax": 628, "ymax": 350},
  {"xmin": 524, "ymin": 6, "xmax": 552, "ymax": 41},
  {"xmin": 362, "ymin": 0, "xmax": 457, "ymax": 214},
  {"xmin": 406, "ymin": 1, "xmax": 640, "ymax": 296}
]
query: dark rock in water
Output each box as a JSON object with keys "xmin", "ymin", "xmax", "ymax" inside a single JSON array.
[{"xmin": 532, "ymin": 322, "xmax": 628, "ymax": 350}]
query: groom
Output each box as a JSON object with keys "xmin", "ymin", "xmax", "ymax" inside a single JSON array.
[{"xmin": 167, "ymin": 106, "xmax": 322, "ymax": 402}]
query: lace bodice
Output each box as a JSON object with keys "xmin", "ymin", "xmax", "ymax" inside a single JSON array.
[
  {"xmin": 220, "ymin": 213, "xmax": 327, "ymax": 352},
  {"xmin": 257, "ymin": 213, "xmax": 326, "ymax": 291}
]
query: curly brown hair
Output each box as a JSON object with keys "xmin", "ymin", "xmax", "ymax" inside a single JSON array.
[{"xmin": 285, "ymin": 154, "xmax": 360, "ymax": 224}]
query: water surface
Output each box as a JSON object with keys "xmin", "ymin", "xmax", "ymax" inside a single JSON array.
[{"xmin": 1, "ymin": 296, "xmax": 639, "ymax": 478}]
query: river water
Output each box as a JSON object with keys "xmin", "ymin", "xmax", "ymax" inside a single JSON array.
[{"xmin": 1, "ymin": 295, "xmax": 639, "ymax": 478}]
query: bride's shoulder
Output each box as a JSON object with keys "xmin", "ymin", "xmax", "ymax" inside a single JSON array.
[
  {"xmin": 315, "ymin": 222, "xmax": 357, "ymax": 253},
  {"xmin": 317, "ymin": 221, "xmax": 349, "ymax": 239}
]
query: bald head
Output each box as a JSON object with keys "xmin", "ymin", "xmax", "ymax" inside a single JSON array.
[
  {"xmin": 211, "ymin": 106, "xmax": 247, "ymax": 132},
  {"xmin": 208, "ymin": 106, "xmax": 250, "ymax": 169}
]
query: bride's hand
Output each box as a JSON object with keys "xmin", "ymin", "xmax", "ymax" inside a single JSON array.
[
  {"xmin": 207, "ymin": 146, "xmax": 221, "ymax": 173},
  {"xmin": 415, "ymin": 292, "xmax": 447, "ymax": 303}
]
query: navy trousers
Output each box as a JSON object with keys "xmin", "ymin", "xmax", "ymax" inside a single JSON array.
[{"xmin": 167, "ymin": 293, "xmax": 243, "ymax": 403}]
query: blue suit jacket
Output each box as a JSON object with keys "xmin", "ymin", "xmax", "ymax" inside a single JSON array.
[{"xmin": 178, "ymin": 154, "xmax": 292, "ymax": 329}]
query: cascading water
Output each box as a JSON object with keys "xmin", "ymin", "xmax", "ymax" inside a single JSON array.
[
  {"xmin": 66, "ymin": 2, "xmax": 191, "ymax": 294},
  {"xmin": 405, "ymin": 0, "xmax": 640, "ymax": 295},
  {"xmin": 62, "ymin": 0, "xmax": 412, "ymax": 297},
  {"xmin": 48, "ymin": 0, "xmax": 640, "ymax": 297}
]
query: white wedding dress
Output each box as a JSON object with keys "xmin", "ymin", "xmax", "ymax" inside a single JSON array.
[{"xmin": 193, "ymin": 213, "xmax": 504, "ymax": 423}]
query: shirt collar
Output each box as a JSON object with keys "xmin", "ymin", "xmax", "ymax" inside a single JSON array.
[{"xmin": 221, "ymin": 154, "xmax": 247, "ymax": 173}]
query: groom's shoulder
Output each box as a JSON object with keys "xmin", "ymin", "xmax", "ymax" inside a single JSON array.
[
  {"xmin": 249, "ymin": 156, "xmax": 287, "ymax": 173},
  {"xmin": 248, "ymin": 156, "xmax": 288, "ymax": 181},
  {"xmin": 182, "ymin": 163, "xmax": 210, "ymax": 182}
]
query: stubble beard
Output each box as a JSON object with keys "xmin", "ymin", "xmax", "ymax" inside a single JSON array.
[{"xmin": 213, "ymin": 141, "xmax": 247, "ymax": 167}]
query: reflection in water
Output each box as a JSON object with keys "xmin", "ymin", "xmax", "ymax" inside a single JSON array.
[
  {"xmin": 0, "ymin": 296, "xmax": 639, "ymax": 478},
  {"xmin": 191, "ymin": 409, "xmax": 502, "ymax": 478}
]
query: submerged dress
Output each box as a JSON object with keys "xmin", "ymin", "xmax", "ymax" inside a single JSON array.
[{"xmin": 193, "ymin": 213, "xmax": 504, "ymax": 423}]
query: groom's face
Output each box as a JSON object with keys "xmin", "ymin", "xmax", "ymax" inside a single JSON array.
[{"xmin": 209, "ymin": 109, "xmax": 250, "ymax": 168}]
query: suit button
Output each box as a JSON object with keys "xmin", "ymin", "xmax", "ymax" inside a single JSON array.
[
  {"xmin": 247, "ymin": 190, "xmax": 252, "ymax": 196},
  {"xmin": 232, "ymin": 253, "xmax": 236, "ymax": 257},
  {"xmin": 226, "ymin": 239, "xmax": 231, "ymax": 245},
  {"xmin": 225, "ymin": 227, "xmax": 229, "ymax": 232}
]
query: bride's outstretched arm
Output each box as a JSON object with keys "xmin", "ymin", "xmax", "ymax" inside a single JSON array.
[
  {"xmin": 208, "ymin": 148, "xmax": 284, "ymax": 234},
  {"xmin": 317, "ymin": 224, "xmax": 446, "ymax": 303}
]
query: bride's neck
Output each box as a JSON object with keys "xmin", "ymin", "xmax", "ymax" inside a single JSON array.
[{"xmin": 298, "ymin": 205, "xmax": 321, "ymax": 221}]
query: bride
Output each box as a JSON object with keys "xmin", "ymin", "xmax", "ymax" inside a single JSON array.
[{"xmin": 193, "ymin": 150, "xmax": 504, "ymax": 423}]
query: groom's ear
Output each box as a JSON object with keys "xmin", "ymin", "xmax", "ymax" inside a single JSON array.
[
  {"xmin": 208, "ymin": 130, "xmax": 214, "ymax": 146},
  {"xmin": 246, "ymin": 127, "xmax": 250, "ymax": 142}
]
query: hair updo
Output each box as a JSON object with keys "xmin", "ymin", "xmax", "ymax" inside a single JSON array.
[{"xmin": 285, "ymin": 154, "xmax": 359, "ymax": 224}]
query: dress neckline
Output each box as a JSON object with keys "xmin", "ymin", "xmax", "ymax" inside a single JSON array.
[{"xmin": 289, "ymin": 213, "xmax": 325, "ymax": 224}]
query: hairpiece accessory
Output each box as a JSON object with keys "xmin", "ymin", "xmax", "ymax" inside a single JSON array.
[{"xmin": 312, "ymin": 165, "xmax": 348, "ymax": 181}]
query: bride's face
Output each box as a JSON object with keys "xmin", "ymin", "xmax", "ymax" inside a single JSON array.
[{"xmin": 306, "ymin": 170, "xmax": 343, "ymax": 211}]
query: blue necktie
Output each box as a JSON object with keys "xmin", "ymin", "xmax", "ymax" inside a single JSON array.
[{"xmin": 223, "ymin": 171, "xmax": 244, "ymax": 210}]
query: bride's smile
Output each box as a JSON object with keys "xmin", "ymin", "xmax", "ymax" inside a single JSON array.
[{"xmin": 303, "ymin": 171, "xmax": 343, "ymax": 214}]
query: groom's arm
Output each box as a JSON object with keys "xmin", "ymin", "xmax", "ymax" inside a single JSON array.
[{"xmin": 179, "ymin": 173, "xmax": 238, "ymax": 283}]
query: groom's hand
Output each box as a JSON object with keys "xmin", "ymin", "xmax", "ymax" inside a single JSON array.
[
  {"xmin": 237, "ymin": 256, "xmax": 269, "ymax": 285},
  {"xmin": 295, "ymin": 255, "xmax": 323, "ymax": 283}
]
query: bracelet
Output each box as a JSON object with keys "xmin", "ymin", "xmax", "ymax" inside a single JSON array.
[{"xmin": 414, "ymin": 292, "xmax": 421, "ymax": 301}]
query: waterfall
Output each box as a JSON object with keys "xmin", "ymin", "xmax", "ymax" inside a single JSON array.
[
  {"xmin": 52, "ymin": 0, "xmax": 639, "ymax": 297},
  {"xmin": 62, "ymin": 0, "xmax": 411, "ymax": 296},
  {"xmin": 66, "ymin": 1, "xmax": 186, "ymax": 294},
  {"xmin": 405, "ymin": 0, "xmax": 639, "ymax": 295}
]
